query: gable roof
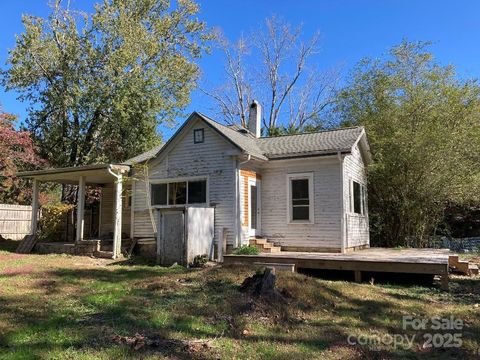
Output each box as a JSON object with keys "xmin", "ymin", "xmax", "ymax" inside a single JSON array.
[
  {"xmin": 197, "ymin": 112, "xmax": 267, "ymax": 160},
  {"xmin": 124, "ymin": 111, "xmax": 370, "ymax": 164}
]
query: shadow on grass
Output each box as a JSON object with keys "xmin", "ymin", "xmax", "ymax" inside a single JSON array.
[
  {"xmin": 0, "ymin": 263, "xmax": 478, "ymax": 359},
  {"xmin": 110, "ymin": 255, "xmax": 160, "ymax": 267},
  {"xmin": 0, "ymin": 238, "xmax": 20, "ymax": 253}
]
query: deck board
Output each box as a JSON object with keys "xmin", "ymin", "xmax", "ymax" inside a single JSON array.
[{"xmin": 223, "ymin": 248, "xmax": 452, "ymax": 290}]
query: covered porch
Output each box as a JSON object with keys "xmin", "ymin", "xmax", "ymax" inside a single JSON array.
[{"xmin": 17, "ymin": 164, "xmax": 130, "ymax": 259}]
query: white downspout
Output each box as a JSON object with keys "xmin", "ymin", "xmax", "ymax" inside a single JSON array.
[
  {"xmin": 108, "ymin": 166, "xmax": 123, "ymax": 259},
  {"xmin": 239, "ymin": 154, "xmax": 251, "ymax": 166},
  {"xmin": 338, "ymin": 152, "xmax": 346, "ymax": 253}
]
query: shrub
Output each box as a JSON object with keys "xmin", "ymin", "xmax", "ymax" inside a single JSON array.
[
  {"xmin": 192, "ymin": 254, "xmax": 208, "ymax": 268},
  {"xmin": 37, "ymin": 204, "xmax": 75, "ymax": 242},
  {"xmin": 234, "ymin": 245, "xmax": 260, "ymax": 255}
]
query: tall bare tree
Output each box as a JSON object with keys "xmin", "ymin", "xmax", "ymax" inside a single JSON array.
[{"xmin": 203, "ymin": 16, "xmax": 337, "ymax": 135}]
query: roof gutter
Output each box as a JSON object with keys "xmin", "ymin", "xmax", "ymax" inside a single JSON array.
[
  {"xmin": 239, "ymin": 154, "xmax": 251, "ymax": 165},
  {"xmin": 16, "ymin": 164, "xmax": 130, "ymax": 178}
]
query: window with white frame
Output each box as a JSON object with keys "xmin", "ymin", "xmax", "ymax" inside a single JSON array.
[
  {"xmin": 287, "ymin": 173, "xmax": 314, "ymax": 223},
  {"xmin": 351, "ymin": 180, "xmax": 366, "ymax": 215},
  {"xmin": 151, "ymin": 179, "xmax": 207, "ymax": 206}
]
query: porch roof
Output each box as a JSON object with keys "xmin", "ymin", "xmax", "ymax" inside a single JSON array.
[{"xmin": 17, "ymin": 164, "xmax": 130, "ymax": 185}]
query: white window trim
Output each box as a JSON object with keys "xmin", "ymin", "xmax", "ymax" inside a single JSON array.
[
  {"xmin": 150, "ymin": 176, "xmax": 209, "ymax": 208},
  {"xmin": 349, "ymin": 179, "xmax": 366, "ymax": 217},
  {"xmin": 287, "ymin": 172, "xmax": 314, "ymax": 224}
]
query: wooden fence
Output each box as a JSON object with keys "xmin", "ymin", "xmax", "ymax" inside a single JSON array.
[{"xmin": 0, "ymin": 204, "xmax": 33, "ymax": 240}]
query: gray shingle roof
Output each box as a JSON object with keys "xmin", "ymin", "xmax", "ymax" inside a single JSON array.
[
  {"xmin": 196, "ymin": 112, "xmax": 268, "ymax": 160},
  {"xmin": 256, "ymin": 127, "xmax": 364, "ymax": 159},
  {"xmin": 123, "ymin": 144, "xmax": 163, "ymax": 165},
  {"xmin": 123, "ymin": 112, "xmax": 365, "ymax": 164}
]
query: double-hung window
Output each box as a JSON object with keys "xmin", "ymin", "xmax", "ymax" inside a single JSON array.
[
  {"xmin": 287, "ymin": 173, "xmax": 314, "ymax": 223},
  {"xmin": 351, "ymin": 180, "xmax": 366, "ymax": 215},
  {"xmin": 151, "ymin": 179, "xmax": 207, "ymax": 206}
]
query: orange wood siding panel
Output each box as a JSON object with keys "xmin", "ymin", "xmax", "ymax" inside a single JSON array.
[{"xmin": 240, "ymin": 169, "xmax": 261, "ymax": 227}]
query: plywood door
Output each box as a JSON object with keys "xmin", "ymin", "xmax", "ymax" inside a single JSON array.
[{"xmin": 161, "ymin": 211, "xmax": 185, "ymax": 265}]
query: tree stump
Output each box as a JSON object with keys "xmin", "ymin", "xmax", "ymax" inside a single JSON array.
[{"xmin": 240, "ymin": 267, "xmax": 280, "ymax": 299}]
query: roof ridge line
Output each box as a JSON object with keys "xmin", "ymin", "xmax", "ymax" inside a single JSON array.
[{"xmin": 257, "ymin": 125, "xmax": 363, "ymax": 140}]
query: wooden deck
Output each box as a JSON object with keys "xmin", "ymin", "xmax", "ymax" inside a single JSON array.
[{"xmin": 223, "ymin": 248, "xmax": 452, "ymax": 290}]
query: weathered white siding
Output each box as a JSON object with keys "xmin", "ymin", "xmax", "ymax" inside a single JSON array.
[
  {"xmin": 99, "ymin": 183, "xmax": 131, "ymax": 238},
  {"xmin": 260, "ymin": 157, "xmax": 343, "ymax": 250},
  {"xmin": 132, "ymin": 117, "xmax": 238, "ymax": 246},
  {"xmin": 343, "ymin": 144, "xmax": 370, "ymax": 248},
  {"xmin": 186, "ymin": 206, "xmax": 215, "ymax": 263}
]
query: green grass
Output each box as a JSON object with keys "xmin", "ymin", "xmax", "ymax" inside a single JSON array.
[
  {"xmin": 233, "ymin": 245, "xmax": 260, "ymax": 255},
  {"xmin": 0, "ymin": 244, "xmax": 479, "ymax": 359}
]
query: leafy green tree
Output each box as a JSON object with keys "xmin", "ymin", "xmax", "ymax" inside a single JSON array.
[
  {"xmin": 334, "ymin": 41, "xmax": 480, "ymax": 247},
  {"xmin": 2, "ymin": 0, "xmax": 212, "ymax": 168}
]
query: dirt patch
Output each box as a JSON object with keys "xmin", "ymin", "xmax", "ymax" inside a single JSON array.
[
  {"xmin": 112, "ymin": 332, "xmax": 213, "ymax": 357},
  {"xmin": 0, "ymin": 253, "xmax": 25, "ymax": 261},
  {"xmin": 1, "ymin": 264, "xmax": 34, "ymax": 276}
]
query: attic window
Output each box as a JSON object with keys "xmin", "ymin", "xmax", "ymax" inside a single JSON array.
[{"xmin": 194, "ymin": 128, "xmax": 204, "ymax": 143}]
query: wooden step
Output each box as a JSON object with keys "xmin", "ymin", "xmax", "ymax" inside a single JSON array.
[
  {"xmin": 94, "ymin": 250, "xmax": 114, "ymax": 259},
  {"xmin": 15, "ymin": 235, "xmax": 37, "ymax": 254},
  {"xmin": 448, "ymin": 255, "xmax": 459, "ymax": 267},
  {"xmin": 248, "ymin": 237, "xmax": 282, "ymax": 253},
  {"xmin": 469, "ymin": 264, "xmax": 479, "ymax": 276},
  {"xmin": 249, "ymin": 238, "xmax": 267, "ymax": 246},
  {"xmin": 262, "ymin": 246, "xmax": 281, "ymax": 253},
  {"xmin": 449, "ymin": 255, "xmax": 478, "ymax": 276},
  {"xmin": 455, "ymin": 260, "xmax": 470, "ymax": 274}
]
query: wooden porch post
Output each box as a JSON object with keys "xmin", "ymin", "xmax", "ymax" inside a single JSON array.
[
  {"xmin": 76, "ymin": 176, "xmax": 86, "ymax": 243},
  {"xmin": 30, "ymin": 179, "xmax": 40, "ymax": 235},
  {"xmin": 113, "ymin": 174, "xmax": 123, "ymax": 259}
]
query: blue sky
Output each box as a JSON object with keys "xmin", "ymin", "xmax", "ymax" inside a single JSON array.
[{"xmin": 1, "ymin": 0, "xmax": 479, "ymax": 140}]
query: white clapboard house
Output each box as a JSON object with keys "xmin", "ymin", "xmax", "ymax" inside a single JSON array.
[{"xmin": 18, "ymin": 101, "xmax": 372, "ymax": 264}]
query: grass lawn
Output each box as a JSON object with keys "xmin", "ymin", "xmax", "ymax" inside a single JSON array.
[{"xmin": 0, "ymin": 246, "xmax": 479, "ymax": 359}]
